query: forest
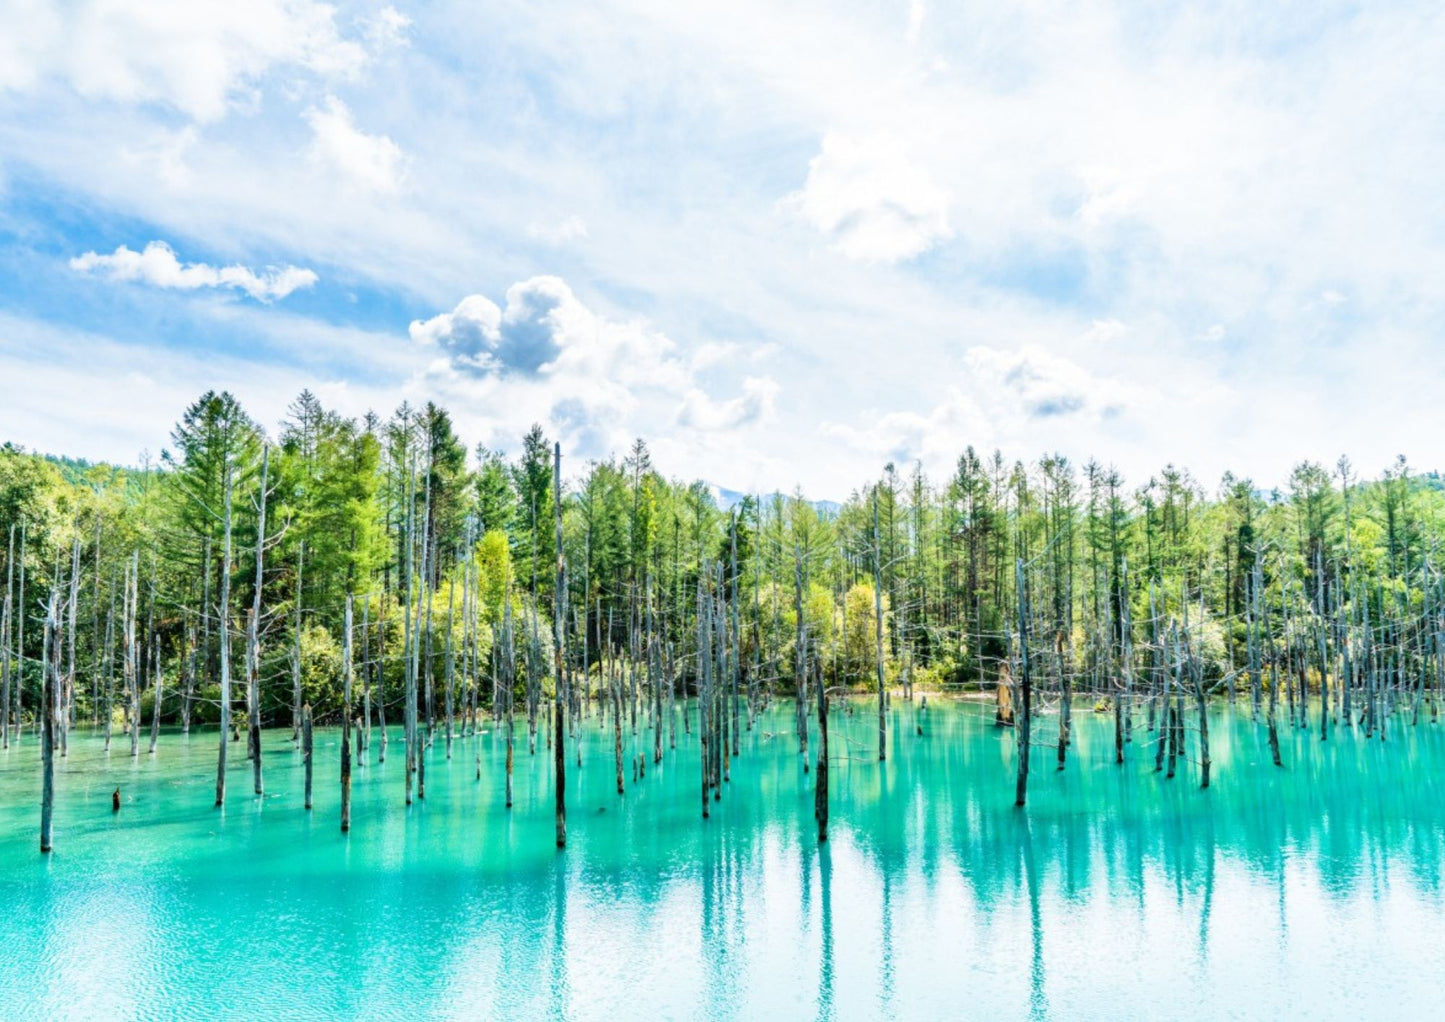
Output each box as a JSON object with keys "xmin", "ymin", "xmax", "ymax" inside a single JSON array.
[{"xmin": 4, "ymin": 389, "xmax": 1444, "ymax": 850}]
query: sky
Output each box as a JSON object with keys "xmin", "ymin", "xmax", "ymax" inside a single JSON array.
[{"xmin": 1, "ymin": 1, "xmax": 1443, "ymax": 500}]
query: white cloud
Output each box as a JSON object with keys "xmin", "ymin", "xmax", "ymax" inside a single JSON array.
[
  {"xmin": 412, "ymin": 276, "xmax": 770, "ymax": 458},
  {"xmin": 1078, "ymin": 318, "xmax": 1127, "ymax": 344},
  {"xmin": 823, "ymin": 387, "xmax": 989, "ymax": 471},
  {"xmin": 0, "ymin": 0, "xmax": 365, "ymax": 123},
  {"xmin": 14, "ymin": 1, "xmax": 1445, "ymax": 496},
  {"xmin": 786, "ymin": 132, "xmax": 953, "ymax": 262},
  {"xmin": 365, "ymin": 6, "xmax": 413, "ymax": 51},
  {"xmin": 677, "ymin": 376, "xmax": 778, "ymax": 430},
  {"xmin": 413, "ymin": 276, "xmax": 786, "ymax": 459},
  {"xmin": 305, "ymin": 96, "xmax": 407, "ymax": 193},
  {"xmin": 526, "ymin": 215, "xmax": 589, "ymax": 245},
  {"xmin": 69, "ymin": 241, "xmax": 318, "ymax": 302},
  {"xmin": 964, "ymin": 345, "xmax": 1128, "ymax": 421}
]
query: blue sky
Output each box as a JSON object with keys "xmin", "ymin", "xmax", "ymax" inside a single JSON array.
[{"xmin": 2, "ymin": 1, "xmax": 1444, "ymax": 498}]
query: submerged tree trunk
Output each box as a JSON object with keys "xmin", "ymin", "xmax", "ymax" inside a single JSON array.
[
  {"xmin": 40, "ymin": 597, "xmax": 59, "ymax": 854},
  {"xmin": 248, "ymin": 446, "xmax": 269, "ymax": 797},
  {"xmin": 341, "ymin": 595, "xmax": 353, "ymax": 833},
  {"xmin": 127, "ymin": 554, "xmax": 140, "ymax": 759},
  {"xmin": 148, "ymin": 634, "xmax": 162, "ymax": 754},
  {"xmin": 816, "ymin": 645, "xmax": 829, "ymax": 843},
  {"xmin": 553, "ymin": 442, "xmax": 567, "ymax": 849},
  {"xmin": 216, "ymin": 459, "xmax": 235, "ymax": 808},
  {"xmin": 873, "ymin": 491, "xmax": 887, "ymax": 762},
  {"xmin": 1015, "ymin": 559, "xmax": 1032, "ymax": 808}
]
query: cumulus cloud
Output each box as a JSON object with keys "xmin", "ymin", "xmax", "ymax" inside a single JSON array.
[
  {"xmin": 69, "ymin": 241, "xmax": 318, "ymax": 302},
  {"xmin": 964, "ymin": 345, "xmax": 1127, "ymax": 420},
  {"xmin": 786, "ymin": 132, "xmax": 952, "ymax": 262},
  {"xmin": 677, "ymin": 376, "xmax": 778, "ymax": 430},
  {"xmin": 0, "ymin": 0, "xmax": 365, "ymax": 122},
  {"xmin": 305, "ymin": 96, "xmax": 407, "ymax": 193},
  {"xmin": 412, "ymin": 276, "xmax": 776, "ymax": 456}
]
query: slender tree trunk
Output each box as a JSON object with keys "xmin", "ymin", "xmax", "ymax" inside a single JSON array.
[
  {"xmin": 127, "ymin": 554, "xmax": 140, "ymax": 759},
  {"xmin": 292, "ymin": 543, "xmax": 304, "ymax": 742},
  {"xmin": 216, "ymin": 460, "xmax": 235, "ymax": 808},
  {"xmin": 2, "ymin": 523, "xmax": 13, "ymax": 750},
  {"xmin": 341, "ymin": 595, "xmax": 353, "ymax": 832},
  {"xmin": 302, "ymin": 703, "xmax": 314, "ymax": 810},
  {"xmin": 553, "ymin": 442, "xmax": 567, "ymax": 848},
  {"xmin": 148, "ymin": 634, "xmax": 162, "ymax": 754},
  {"xmin": 816, "ymin": 640, "xmax": 829, "ymax": 843},
  {"xmin": 874, "ymin": 491, "xmax": 887, "ymax": 762},
  {"xmin": 1015, "ymin": 559, "xmax": 1032, "ymax": 808},
  {"xmin": 248, "ymin": 446, "xmax": 269, "ymax": 796},
  {"xmin": 40, "ymin": 597, "xmax": 58, "ymax": 853}
]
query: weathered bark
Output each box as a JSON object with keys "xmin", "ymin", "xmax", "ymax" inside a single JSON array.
[
  {"xmin": 873, "ymin": 491, "xmax": 887, "ymax": 762},
  {"xmin": 102, "ymin": 589, "xmax": 114, "ymax": 751},
  {"xmin": 40, "ymin": 597, "xmax": 59, "ymax": 853},
  {"xmin": 816, "ymin": 642, "xmax": 829, "ymax": 843},
  {"xmin": 215, "ymin": 457, "xmax": 234, "ymax": 808},
  {"xmin": 248, "ymin": 445, "xmax": 269, "ymax": 797},
  {"xmin": 553, "ymin": 443, "xmax": 567, "ymax": 849},
  {"xmin": 341, "ymin": 595, "xmax": 353, "ymax": 833},
  {"xmin": 292, "ymin": 543, "xmax": 304, "ymax": 743},
  {"xmin": 794, "ymin": 548, "xmax": 808, "ymax": 772},
  {"xmin": 302, "ymin": 703, "xmax": 314, "ymax": 810},
  {"xmin": 126, "ymin": 554, "xmax": 140, "ymax": 758},
  {"xmin": 1, "ymin": 523, "xmax": 13, "ymax": 750},
  {"xmin": 1014, "ymin": 559, "xmax": 1032, "ymax": 808},
  {"xmin": 148, "ymin": 634, "xmax": 162, "ymax": 754}
]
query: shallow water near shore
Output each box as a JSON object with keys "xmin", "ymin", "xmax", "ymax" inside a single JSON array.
[{"xmin": 2, "ymin": 699, "xmax": 1444, "ymax": 1021}]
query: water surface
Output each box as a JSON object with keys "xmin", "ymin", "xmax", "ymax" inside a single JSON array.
[{"xmin": 2, "ymin": 701, "xmax": 1443, "ymax": 1020}]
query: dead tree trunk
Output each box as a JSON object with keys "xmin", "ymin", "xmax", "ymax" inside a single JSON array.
[
  {"xmin": 148, "ymin": 634, "xmax": 162, "ymax": 754},
  {"xmin": 816, "ymin": 640, "xmax": 829, "ymax": 843},
  {"xmin": 248, "ymin": 445, "xmax": 269, "ymax": 797},
  {"xmin": 873, "ymin": 491, "xmax": 887, "ymax": 762},
  {"xmin": 341, "ymin": 595, "xmax": 353, "ymax": 833},
  {"xmin": 1014, "ymin": 559, "xmax": 1032, "ymax": 808},
  {"xmin": 302, "ymin": 703, "xmax": 314, "ymax": 810},
  {"xmin": 215, "ymin": 457, "xmax": 234, "ymax": 808},
  {"xmin": 553, "ymin": 442, "xmax": 567, "ymax": 849},
  {"xmin": 40, "ymin": 597, "xmax": 59, "ymax": 853}
]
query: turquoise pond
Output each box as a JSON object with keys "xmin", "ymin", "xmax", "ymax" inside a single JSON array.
[{"xmin": 2, "ymin": 699, "xmax": 1444, "ymax": 1020}]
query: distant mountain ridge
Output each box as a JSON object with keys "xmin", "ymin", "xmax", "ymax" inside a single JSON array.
[{"xmin": 707, "ymin": 483, "xmax": 842, "ymax": 517}]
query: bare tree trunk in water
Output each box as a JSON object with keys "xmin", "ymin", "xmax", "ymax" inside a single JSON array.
[
  {"xmin": 873, "ymin": 491, "xmax": 887, "ymax": 762},
  {"xmin": 148, "ymin": 634, "xmax": 162, "ymax": 754},
  {"xmin": 816, "ymin": 639, "xmax": 829, "ymax": 843},
  {"xmin": 341, "ymin": 595, "xmax": 353, "ymax": 832},
  {"xmin": 1014, "ymin": 559, "xmax": 1032, "ymax": 808},
  {"xmin": 1, "ymin": 523, "xmax": 12, "ymax": 751},
  {"xmin": 40, "ymin": 597, "xmax": 58, "ymax": 853},
  {"xmin": 292, "ymin": 543, "xmax": 304, "ymax": 743},
  {"xmin": 247, "ymin": 609, "xmax": 262, "ymax": 794},
  {"xmin": 127, "ymin": 554, "xmax": 140, "ymax": 758},
  {"xmin": 102, "ymin": 591, "xmax": 114, "ymax": 751},
  {"xmin": 553, "ymin": 442, "xmax": 567, "ymax": 849},
  {"xmin": 613, "ymin": 664, "xmax": 624, "ymax": 796},
  {"xmin": 215, "ymin": 460, "xmax": 234, "ymax": 808},
  {"xmin": 248, "ymin": 446, "xmax": 269, "ymax": 797},
  {"xmin": 302, "ymin": 704, "xmax": 314, "ymax": 810},
  {"xmin": 1267, "ymin": 645, "xmax": 1283, "ymax": 768}
]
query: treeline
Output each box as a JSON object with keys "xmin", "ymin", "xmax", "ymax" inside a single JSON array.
[{"xmin": 3, "ymin": 390, "xmax": 1444, "ymax": 756}]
